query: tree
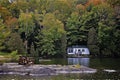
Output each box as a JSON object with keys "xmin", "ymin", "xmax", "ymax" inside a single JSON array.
[
  {"xmin": 16, "ymin": 0, "xmax": 29, "ymax": 12},
  {"xmin": 78, "ymin": 2, "xmax": 115, "ymax": 56},
  {"xmin": 66, "ymin": 10, "xmax": 87, "ymax": 46},
  {"xmin": 40, "ymin": 13, "xmax": 66, "ymax": 56},
  {"xmin": 18, "ymin": 11, "xmax": 35, "ymax": 55},
  {"xmin": 8, "ymin": 2, "xmax": 20, "ymax": 18},
  {"xmin": 0, "ymin": 6, "xmax": 12, "ymax": 22},
  {"xmin": 0, "ymin": 0, "xmax": 119, "ymax": 58},
  {"xmin": 113, "ymin": 29, "xmax": 120, "ymax": 57},
  {"xmin": 0, "ymin": 0, "xmax": 10, "ymax": 8},
  {"xmin": 87, "ymin": 27, "xmax": 99, "ymax": 55},
  {"xmin": 66, "ymin": 12, "xmax": 80, "ymax": 46},
  {"xmin": 97, "ymin": 22, "xmax": 113, "ymax": 56},
  {"xmin": 92, "ymin": 3, "xmax": 115, "ymax": 56},
  {"xmin": 5, "ymin": 17, "xmax": 18, "ymax": 32},
  {"xmin": 107, "ymin": 0, "xmax": 120, "ymax": 7},
  {"xmin": 5, "ymin": 32, "xmax": 25, "ymax": 53},
  {"xmin": 0, "ymin": 18, "xmax": 10, "ymax": 50},
  {"xmin": 48, "ymin": 0, "xmax": 76, "ymax": 22},
  {"xmin": 77, "ymin": 0, "xmax": 88, "ymax": 5}
]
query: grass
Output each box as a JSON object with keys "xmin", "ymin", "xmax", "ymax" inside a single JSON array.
[
  {"xmin": 0, "ymin": 52, "xmax": 10, "ymax": 56},
  {"xmin": 0, "ymin": 52, "xmax": 11, "ymax": 59},
  {"xmin": 0, "ymin": 52, "xmax": 11, "ymax": 64},
  {"xmin": 0, "ymin": 51, "xmax": 20, "ymax": 63}
]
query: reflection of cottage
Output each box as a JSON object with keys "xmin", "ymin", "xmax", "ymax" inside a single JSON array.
[
  {"xmin": 68, "ymin": 58, "xmax": 90, "ymax": 67},
  {"xmin": 67, "ymin": 45, "xmax": 90, "ymax": 56}
]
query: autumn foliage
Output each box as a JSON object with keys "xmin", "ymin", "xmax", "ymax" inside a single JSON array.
[
  {"xmin": 85, "ymin": 0, "xmax": 103, "ymax": 7},
  {"xmin": 0, "ymin": 0, "xmax": 120, "ymax": 57}
]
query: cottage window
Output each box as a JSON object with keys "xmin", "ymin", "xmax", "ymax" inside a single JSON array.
[
  {"xmin": 82, "ymin": 49, "xmax": 85, "ymax": 52},
  {"xmin": 68, "ymin": 48, "xmax": 73, "ymax": 53},
  {"xmin": 78, "ymin": 49, "xmax": 80, "ymax": 51}
]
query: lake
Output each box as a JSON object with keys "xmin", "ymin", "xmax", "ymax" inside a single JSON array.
[{"xmin": 0, "ymin": 58, "xmax": 120, "ymax": 79}]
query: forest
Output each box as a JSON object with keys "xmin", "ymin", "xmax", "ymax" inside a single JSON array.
[{"xmin": 0, "ymin": 0, "xmax": 120, "ymax": 58}]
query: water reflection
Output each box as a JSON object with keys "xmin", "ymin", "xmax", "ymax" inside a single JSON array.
[{"xmin": 68, "ymin": 58, "xmax": 90, "ymax": 67}]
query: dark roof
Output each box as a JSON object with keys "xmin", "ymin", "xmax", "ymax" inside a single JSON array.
[{"xmin": 68, "ymin": 45, "xmax": 88, "ymax": 48}]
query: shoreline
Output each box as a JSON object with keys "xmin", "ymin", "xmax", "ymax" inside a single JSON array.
[{"xmin": 0, "ymin": 63, "xmax": 97, "ymax": 76}]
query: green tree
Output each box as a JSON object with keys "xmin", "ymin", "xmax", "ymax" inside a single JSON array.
[
  {"xmin": 16, "ymin": 0, "xmax": 29, "ymax": 12},
  {"xmin": 0, "ymin": 6, "xmax": 12, "ymax": 22},
  {"xmin": 79, "ymin": 3, "xmax": 115, "ymax": 56},
  {"xmin": 18, "ymin": 11, "xmax": 35, "ymax": 55},
  {"xmin": 66, "ymin": 13, "xmax": 87, "ymax": 45},
  {"xmin": 92, "ymin": 3, "xmax": 115, "ymax": 56},
  {"xmin": 53, "ymin": 0, "xmax": 76, "ymax": 22},
  {"xmin": 107, "ymin": 0, "xmax": 120, "ymax": 7},
  {"xmin": 77, "ymin": 0, "xmax": 88, "ymax": 4},
  {"xmin": 0, "ymin": 0, "xmax": 10, "ymax": 8},
  {"xmin": 8, "ymin": 2, "xmax": 20, "ymax": 18},
  {"xmin": 66, "ymin": 12, "xmax": 80, "ymax": 46},
  {"xmin": 87, "ymin": 27, "xmax": 99, "ymax": 55},
  {"xmin": 97, "ymin": 22, "xmax": 114, "ymax": 56},
  {"xmin": 113, "ymin": 29, "xmax": 120, "ymax": 57},
  {"xmin": 0, "ymin": 18, "xmax": 10, "ymax": 50},
  {"xmin": 5, "ymin": 32, "xmax": 25, "ymax": 53},
  {"xmin": 40, "ymin": 13, "xmax": 65, "ymax": 56}
]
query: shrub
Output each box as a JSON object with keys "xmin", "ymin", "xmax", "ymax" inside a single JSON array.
[
  {"xmin": 5, "ymin": 32, "xmax": 26, "ymax": 54},
  {"xmin": 10, "ymin": 50, "xmax": 19, "ymax": 61}
]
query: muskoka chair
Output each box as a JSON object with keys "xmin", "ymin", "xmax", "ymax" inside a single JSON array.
[{"xmin": 18, "ymin": 56, "xmax": 34, "ymax": 65}]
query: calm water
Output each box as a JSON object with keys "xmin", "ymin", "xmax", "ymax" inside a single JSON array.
[{"xmin": 0, "ymin": 58, "xmax": 120, "ymax": 80}]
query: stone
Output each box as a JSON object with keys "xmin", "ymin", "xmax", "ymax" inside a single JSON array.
[{"xmin": 0, "ymin": 63, "xmax": 97, "ymax": 76}]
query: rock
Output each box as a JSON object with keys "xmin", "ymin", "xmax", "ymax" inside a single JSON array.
[
  {"xmin": 0, "ymin": 63, "xmax": 97, "ymax": 76},
  {"xmin": 30, "ymin": 68, "xmax": 56, "ymax": 75},
  {"xmin": 103, "ymin": 69, "xmax": 116, "ymax": 72}
]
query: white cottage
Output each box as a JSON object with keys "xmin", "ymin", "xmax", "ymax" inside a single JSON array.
[{"xmin": 67, "ymin": 45, "xmax": 90, "ymax": 55}]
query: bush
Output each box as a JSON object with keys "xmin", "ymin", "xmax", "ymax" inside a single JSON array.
[
  {"xmin": 10, "ymin": 50, "xmax": 19, "ymax": 61},
  {"xmin": 5, "ymin": 32, "xmax": 26, "ymax": 54}
]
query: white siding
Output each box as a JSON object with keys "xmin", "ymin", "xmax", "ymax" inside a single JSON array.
[{"xmin": 67, "ymin": 48, "xmax": 90, "ymax": 55}]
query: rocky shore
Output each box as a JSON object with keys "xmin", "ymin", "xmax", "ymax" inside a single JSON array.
[{"xmin": 0, "ymin": 63, "xmax": 97, "ymax": 76}]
